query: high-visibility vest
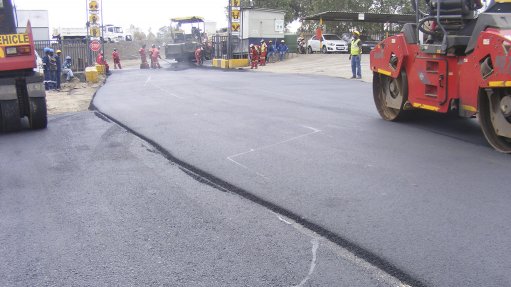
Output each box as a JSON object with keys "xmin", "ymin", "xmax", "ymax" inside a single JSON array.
[
  {"xmin": 261, "ymin": 43, "xmax": 267, "ymax": 53},
  {"xmin": 350, "ymin": 39, "xmax": 361, "ymax": 55}
]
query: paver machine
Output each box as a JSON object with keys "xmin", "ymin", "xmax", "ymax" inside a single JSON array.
[
  {"xmin": 0, "ymin": 0, "xmax": 47, "ymax": 132},
  {"xmin": 165, "ymin": 16, "xmax": 207, "ymax": 63},
  {"xmin": 370, "ymin": 0, "xmax": 511, "ymax": 152}
]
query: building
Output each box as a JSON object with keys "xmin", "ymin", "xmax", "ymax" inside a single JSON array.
[
  {"xmin": 16, "ymin": 10, "xmax": 50, "ymax": 41},
  {"xmin": 240, "ymin": 8, "xmax": 285, "ymax": 53}
]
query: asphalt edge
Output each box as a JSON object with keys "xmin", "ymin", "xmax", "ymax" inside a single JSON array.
[{"xmin": 89, "ymin": 99, "xmax": 427, "ymax": 287}]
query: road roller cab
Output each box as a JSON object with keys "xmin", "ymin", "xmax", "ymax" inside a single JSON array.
[
  {"xmin": 0, "ymin": 0, "xmax": 47, "ymax": 132},
  {"xmin": 370, "ymin": 0, "xmax": 511, "ymax": 153}
]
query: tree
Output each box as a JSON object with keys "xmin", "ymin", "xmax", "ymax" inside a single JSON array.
[
  {"xmin": 146, "ymin": 28, "xmax": 156, "ymax": 42},
  {"xmin": 130, "ymin": 25, "xmax": 147, "ymax": 41}
]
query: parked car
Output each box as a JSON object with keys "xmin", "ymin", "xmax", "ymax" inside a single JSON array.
[
  {"xmin": 359, "ymin": 35, "xmax": 379, "ymax": 53},
  {"xmin": 342, "ymin": 33, "xmax": 380, "ymax": 54},
  {"xmin": 307, "ymin": 34, "xmax": 348, "ymax": 54}
]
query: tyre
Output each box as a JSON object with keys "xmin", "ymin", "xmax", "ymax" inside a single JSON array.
[
  {"xmin": 28, "ymin": 97, "xmax": 47, "ymax": 129},
  {"xmin": 0, "ymin": 100, "xmax": 21, "ymax": 133},
  {"xmin": 373, "ymin": 71, "xmax": 410, "ymax": 121},
  {"xmin": 478, "ymin": 88, "xmax": 511, "ymax": 153},
  {"xmin": 322, "ymin": 46, "xmax": 327, "ymax": 54},
  {"xmin": 308, "ymin": 46, "xmax": 313, "ymax": 54}
]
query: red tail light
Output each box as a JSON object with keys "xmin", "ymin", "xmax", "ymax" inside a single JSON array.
[
  {"xmin": 3, "ymin": 45, "xmax": 31, "ymax": 56},
  {"xmin": 18, "ymin": 46, "xmax": 31, "ymax": 55}
]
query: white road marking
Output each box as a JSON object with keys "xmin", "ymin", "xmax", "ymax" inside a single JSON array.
[
  {"xmin": 144, "ymin": 76, "xmax": 151, "ymax": 86},
  {"xmin": 227, "ymin": 125, "xmax": 322, "ymax": 161},
  {"xmin": 226, "ymin": 125, "xmax": 321, "ymax": 178},
  {"xmin": 151, "ymin": 84, "xmax": 184, "ymax": 99},
  {"xmin": 292, "ymin": 238, "xmax": 320, "ymax": 287}
]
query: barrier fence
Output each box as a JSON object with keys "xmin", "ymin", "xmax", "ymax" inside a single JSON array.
[{"xmin": 34, "ymin": 39, "xmax": 99, "ymax": 72}]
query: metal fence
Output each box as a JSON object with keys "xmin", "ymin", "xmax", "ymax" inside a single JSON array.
[{"xmin": 34, "ymin": 39, "xmax": 99, "ymax": 72}]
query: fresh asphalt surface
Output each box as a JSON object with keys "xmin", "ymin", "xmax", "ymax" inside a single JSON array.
[
  {"xmin": 0, "ymin": 112, "xmax": 401, "ymax": 286},
  {"xmin": 93, "ymin": 65, "xmax": 511, "ymax": 287}
]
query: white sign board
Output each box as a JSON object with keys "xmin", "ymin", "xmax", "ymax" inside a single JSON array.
[
  {"xmin": 275, "ymin": 20, "xmax": 284, "ymax": 32},
  {"xmin": 358, "ymin": 13, "xmax": 365, "ymax": 21}
]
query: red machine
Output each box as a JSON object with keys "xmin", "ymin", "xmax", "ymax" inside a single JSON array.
[
  {"xmin": 0, "ymin": 0, "xmax": 47, "ymax": 132},
  {"xmin": 370, "ymin": 0, "xmax": 511, "ymax": 153}
]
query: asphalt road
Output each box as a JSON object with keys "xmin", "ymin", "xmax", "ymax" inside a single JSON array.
[
  {"xmin": 0, "ymin": 112, "xmax": 404, "ymax": 286},
  {"xmin": 93, "ymin": 66, "xmax": 511, "ymax": 287}
]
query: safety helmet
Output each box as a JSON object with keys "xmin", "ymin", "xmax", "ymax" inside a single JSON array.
[
  {"xmin": 152, "ymin": 44, "xmax": 156, "ymax": 48},
  {"xmin": 43, "ymin": 47, "xmax": 50, "ymax": 53},
  {"xmin": 269, "ymin": 40, "xmax": 272, "ymax": 43},
  {"xmin": 113, "ymin": 48, "xmax": 117, "ymax": 51},
  {"xmin": 352, "ymin": 30, "xmax": 360, "ymax": 36},
  {"xmin": 260, "ymin": 39, "xmax": 264, "ymax": 43},
  {"xmin": 65, "ymin": 56, "xmax": 71, "ymax": 60},
  {"xmin": 250, "ymin": 44, "xmax": 254, "ymax": 47},
  {"xmin": 49, "ymin": 48, "xmax": 54, "ymax": 53},
  {"xmin": 56, "ymin": 50, "xmax": 62, "ymax": 54},
  {"xmin": 281, "ymin": 40, "xmax": 285, "ymax": 43}
]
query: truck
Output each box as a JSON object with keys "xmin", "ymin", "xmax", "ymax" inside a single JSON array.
[
  {"xmin": 103, "ymin": 24, "xmax": 132, "ymax": 42},
  {"xmin": 53, "ymin": 27, "xmax": 88, "ymax": 40},
  {"xmin": 370, "ymin": 0, "xmax": 511, "ymax": 153},
  {"xmin": 165, "ymin": 16, "xmax": 206, "ymax": 62},
  {"xmin": 0, "ymin": 0, "xmax": 47, "ymax": 132}
]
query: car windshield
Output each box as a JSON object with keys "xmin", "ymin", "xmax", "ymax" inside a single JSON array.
[
  {"xmin": 115, "ymin": 27, "xmax": 123, "ymax": 33},
  {"xmin": 323, "ymin": 35, "xmax": 341, "ymax": 40}
]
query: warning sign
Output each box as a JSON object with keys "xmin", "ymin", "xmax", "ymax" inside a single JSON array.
[
  {"xmin": 231, "ymin": 0, "xmax": 240, "ymax": 7},
  {"xmin": 0, "ymin": 34, "xmax": 30, "ymax": 46},
  {"xmin": 232, "ymin": 23, "xmax": 240, "ymax": 32},
  {"xmin": 89, "ymin": 0, "xmax": 99, "ymax": 11},
  {"xmin": 90, "ymin": 27, "xmax": 101, "ymax": 38},
  {"xmin": 89, "ymin": 14, "xmax": 100, "ymax": 25},
  {"xmin": 231, "ymin": 10, "xmax": 240, "ymax": 22}
]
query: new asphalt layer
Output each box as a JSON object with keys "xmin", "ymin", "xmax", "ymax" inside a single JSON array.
[
  {"xmin": 1, "ymin": 112, "xmax": 405, "ymax": 286},
  {"xmin": 91, "ymin": 65, "xmax": 511, "ymax": 287}
]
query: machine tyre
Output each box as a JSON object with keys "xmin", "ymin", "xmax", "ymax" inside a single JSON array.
[
  {"xmin": 28, "ymin": 97, "xmax": 47, "ymax": 130},
  {"xmin": 373, "ymin": 71, "xmax": 409, "ymax": 121},
  {"xmin": 322, "ymin": 46, "xmax": 328, "ymax": 54},
  {"xmin": 0, "ymin": 100, "xmax": 21, "ymax": 132},
  {"xmin": 308, "ymin": 46, "xmax": 313, "ymax": 54},
  {"xmin": 478, "ymin": 88, "xmax": 511, "ymax": 153}
]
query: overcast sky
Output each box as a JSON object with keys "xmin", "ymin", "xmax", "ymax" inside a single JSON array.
[{"xmin": 13, "ymin": 0, "xmax": 229, "ymax": 32}]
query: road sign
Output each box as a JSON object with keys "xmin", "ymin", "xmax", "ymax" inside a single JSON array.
[
  {"xmin": 90, "ymin": 26, "xmax": 101, "ymax": 38},
  {"xmin": 89, "ymin": 40, "xmax": 101, "ymax": 52}
]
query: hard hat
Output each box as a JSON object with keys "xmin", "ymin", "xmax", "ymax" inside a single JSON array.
[
  {"xmin": 353, "ymin": 30, "xmax": 360, "ymax": 36},
  {"xmin": 250, "ymin": 44, "xmax": 254, "ymax": 47},
  {"xmin": 49, "ymin": 48, "xmax": 54, "ymax": 53},
  {"xmin": 113, "ymin": 48, "xmax": 117, "ymax": 51},
  {"xmin": 260, "ymin": 39, "xmax": 264, "ymax": 42},
  {"xmin": 43, "ymin": 47, "xmax": 50, "ymax": 53},
  {"xmin": 269, "ymin": 40, "xmax": 272, "ymax": 43},
  {"xmin": 65, "ymin": 56, "xmax": 71, "ymax": 60},
  {"xmin": 281, "ymin": 40, "xmax": 285, "ymax": 43},
  {"xmin": 56, "ymin": 49, "xmax": 62, "ymax": 54}
]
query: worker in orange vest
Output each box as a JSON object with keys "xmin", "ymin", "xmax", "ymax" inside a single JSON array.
[
  {"xmin": 139, "ymin": 44, "xmax": 149, "ymax": 69},
  {"xmin": 112, "ymin": 48, "xmax": 122, "ymax": 69},
  {"xmin": 250, "ymin": 44, "xmax": 259, "ymax": 69}
]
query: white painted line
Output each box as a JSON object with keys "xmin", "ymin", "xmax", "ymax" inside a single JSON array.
[
  {"xmin": 144, "ymin": 76, "xmax": 152, "ymax": 86},
  {"xmin": 227, "ymin": 125, "xmax": 322, "ymax": 161},
  {"xmin": 292, "ymin": 238, "xmax": 319, "ymax": 287}
]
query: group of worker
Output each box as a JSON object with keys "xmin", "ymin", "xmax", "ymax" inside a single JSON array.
[
  {"xmin": 138, "ymin": 44, "xmax": 162, "ymax": 69},
  {"xmin": 95, "ymin": 48, "xmax": 123, "ymax": 76},
  {"xmin": 249, "ymin": 39, "xmax": 288, "ymax": 69},
  {"xmin": 42, "ymin": 47, "xmax": 74, "ymax": 91}
]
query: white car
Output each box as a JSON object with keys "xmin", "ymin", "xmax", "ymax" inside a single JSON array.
[{"xmin": 307, "ymin": 34, "xmax": 348, "ymax": 54}]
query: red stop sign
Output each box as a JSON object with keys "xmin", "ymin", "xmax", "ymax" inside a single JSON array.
[{"xmin": 89, "ymin": 40, "xmax": 101, "ymax": 52}]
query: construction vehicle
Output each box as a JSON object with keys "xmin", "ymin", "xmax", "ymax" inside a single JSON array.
[
  {"xmin": 165, "ymin": 16, "xmax": 207, "ymax": 62},
  {"xmin": 370, "ymin": 0, "xmax": 511, "ymax": 153},
  {"xmin": 0, "ymin": 0, "xmax": 47, "ymax": 132}
]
